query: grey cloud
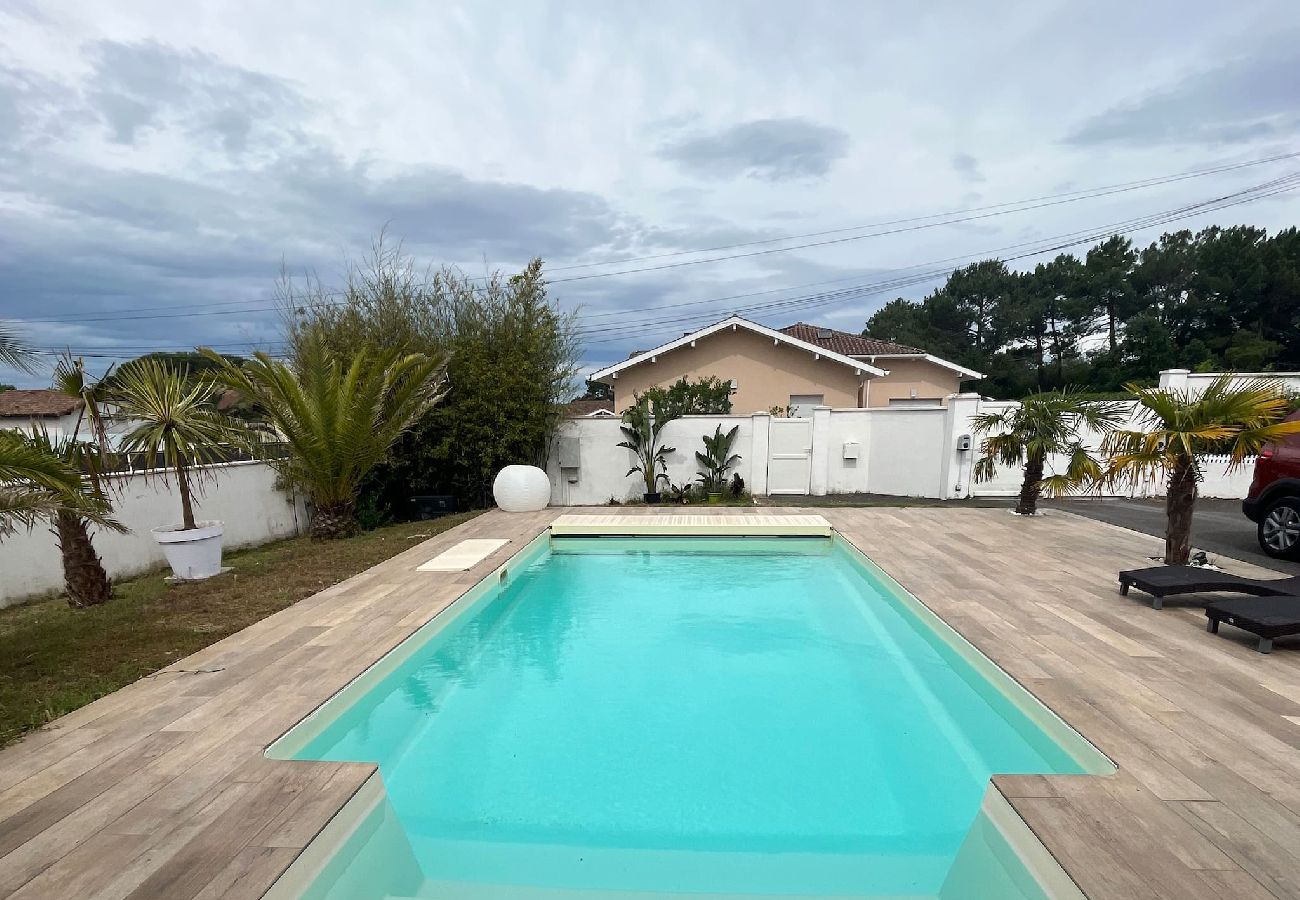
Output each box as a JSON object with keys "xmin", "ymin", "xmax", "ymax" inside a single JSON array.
[
  {"xmin": 952, "ymin": 153, "xmax": 984, "ymax": 183},
  {"xmin": 1066, "ymin": 38, "xmax": 1300, "ymax": 146},
  {"xmin": 88, "ymin": 39, "xmax": 307, "ymax": 153},
  {"xmin": 657, "ymin": 117, "xmax": 849, "ymax": 181}
]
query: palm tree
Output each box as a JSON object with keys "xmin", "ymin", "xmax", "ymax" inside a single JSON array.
[
  {"xmin": 972, "ymin": 389, "xmax": 1127, "ymax": 515},
  {"xmin": 1102, "ymin": 376, "xmax": 1300, "ymax": 564},
  {"xmin": 0, "ymin": 431, "xmax": 123, "ymax": 542},
  {"xmin": 36, "ymin": 357, "xmax": 122, "ymax": 606},
  {"xmin": 199, "ymin": 339, "xmax": 446, "ymax": 539},
  {"xmin": 111, "ymin": 359, "xmax": 239, "ymax": 531},
  {"xmin": 23, "ymin": 427, "xmax": 123, "ymax": 606},
  {"xmin": 0, "ymin": 321, "xmax": 36, "ymax": 373}
]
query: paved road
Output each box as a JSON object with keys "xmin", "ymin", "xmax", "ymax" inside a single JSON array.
[{"xmin": 1053, "ymin": 496, "xmax": 1300, "ymax": 576}]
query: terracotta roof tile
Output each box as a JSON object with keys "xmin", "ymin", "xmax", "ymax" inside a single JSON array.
[
  {"xmin": 564, "ymin": 399, "xmax": 615, "ymax": 417},
  {"xmin": 0, "ymin": 389, "xmax": 82, "ymax": 418},
  {"xmin": 779, "ymin": 323, "xmax": 925, "ymax": 356}
]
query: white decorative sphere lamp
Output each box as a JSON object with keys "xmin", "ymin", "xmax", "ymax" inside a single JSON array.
[{"xmin": 493, "ymin": 465, "xmax": 551, "ymax": 512}]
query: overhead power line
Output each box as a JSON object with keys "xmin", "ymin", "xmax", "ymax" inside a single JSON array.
[
  {"xmin": 15, "ymin": 149, "xmax": 1300, "ymax": 326},
  {"xmin": 547, "ymin": 150, "xmax": 1300, "ymax": 275},
  {"xmin": 24, "ymin": 166, "xmax": 1300, "ymax": 358}
]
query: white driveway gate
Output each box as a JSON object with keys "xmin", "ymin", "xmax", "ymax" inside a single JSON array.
[{"xmin": 767, "ymin": 417, "xmax": 813, "ymax": 494}]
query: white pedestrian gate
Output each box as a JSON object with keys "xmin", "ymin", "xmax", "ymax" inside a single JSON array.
[{"xmin": 767, "ymin": 418, "xmax": 813, "ymax": 494}]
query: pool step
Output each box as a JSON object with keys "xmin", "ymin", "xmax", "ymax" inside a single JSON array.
[
  {"xmin": 387, "ymin": 888, "xmax": 931, "ymax": 900},
  {"xmin": 549, "ymin": 513, "xmax": 833, "ymax": 537}
]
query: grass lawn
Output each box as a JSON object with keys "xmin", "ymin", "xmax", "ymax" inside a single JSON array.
[{"xmin": 0, "ymin": 511, "xmax": 481, "ymax": 748}]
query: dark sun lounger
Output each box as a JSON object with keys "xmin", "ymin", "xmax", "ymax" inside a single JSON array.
[
  {"xmin": 1117, "ymin": 566, "xmax": 1300, "ymax": 609},
  {"xmin": 1205, "ymin": 597, "xmax": 1300, "ymax": 653}
]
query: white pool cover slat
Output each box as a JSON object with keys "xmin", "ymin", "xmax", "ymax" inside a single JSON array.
[{"xmin": 417, "ymin": 538, "xmax": 510, "ymax": 571}]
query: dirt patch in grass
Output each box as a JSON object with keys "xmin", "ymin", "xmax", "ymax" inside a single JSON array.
[{"xmin": 0, "ymin": 511, "xmax": 481, "ymax": 748}]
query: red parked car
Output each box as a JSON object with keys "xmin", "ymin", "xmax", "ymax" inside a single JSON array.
[{"xmin": 1243, "ymin": 409, "xmax": 1300, "ymax": 559}]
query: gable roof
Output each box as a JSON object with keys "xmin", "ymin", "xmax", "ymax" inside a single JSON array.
[
  {"xmin": 564, "ymin": 399, "xmax": 615, "ymax": 417},
  {"xmin": 780, "ymin": 323, "xmax": 923, "ymax": 356},
  {"xmin": 780, "ymin": 322, "xmax": 984, "ymax": 379},
  {"xmin": 589, "ymin": 316, "xmax": 888, "ymax": 382},
  {"xmin": 0, "ymin": 389, "xmax": 82, "ymax": 418}
]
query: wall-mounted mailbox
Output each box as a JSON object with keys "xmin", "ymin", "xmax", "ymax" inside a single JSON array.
[
  {"xmin": 557, "ymin": 437, "xmax": 581, "ymax": 468},
  {"xmin": 955, "ymin": 434, "xmax": 973, "ymax": 452},
  {"xmin": 842, "ymin": 440, "xmax": 860, "ymax": 460}
]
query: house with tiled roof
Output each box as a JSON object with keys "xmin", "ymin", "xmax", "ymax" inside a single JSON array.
[
  {"xmin": 590, "ymin": 315, "xmax": 981, "ymax": 415},
  {"xmin": 0, "ymin": 389, "xmax": 85, "ymax": 437}
]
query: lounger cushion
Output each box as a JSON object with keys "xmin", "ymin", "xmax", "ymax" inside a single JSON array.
[
  {"xmin": 1205, "ymin": 597, "xmax": 1300, "ymax": 639},
  {"xmin": 1119, "ymin": 566, "xmax": 1300, "ymax": 598}
]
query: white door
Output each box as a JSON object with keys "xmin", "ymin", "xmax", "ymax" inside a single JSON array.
[{"xmin": 768, "ymin": 417, "xmax": 813, "ymax": 495}]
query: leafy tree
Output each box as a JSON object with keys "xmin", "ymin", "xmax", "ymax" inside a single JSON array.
[
  {"xmin": 971, "ymin": 390, "xmax": 1126, "ymax": 515},
  {"xmin": 638, "ymin": 376, "xmax": 733, "ymax": 418},
  {"xmin": 111, "ymin": 359, "xmax": 241, "ymax": 532},
  {"xmin": 284, "ymin": 239, "xmax": 578, "ymax": 512},
  {"xmin": 575, "ymin": 379, "xmax": 614, "ymax": 402},
  {"xmin": 1224, "ymin": 329, "xmax": 1283, "ymax": 370},
  {"xmin": 859, "ymin": 225, "xmax": 1300, "ymax": 397},
  {"xmin": 1100, "ymin": 377, "xmax": 1300, "ymax": 564},
  {"xmin": 202, "ymin": 341, "xmax": 446, "ymax": 539},
  {"xmin": 863, "ymin": 298, "xmax": 933, "ymax": 351},
  {"xmin": 1080, "ymin": 236, "xmax": 1139, "ymax": 353},
  {"xmin": 0, "ymin": 385, "xmax": 14, "ymax": 392}
]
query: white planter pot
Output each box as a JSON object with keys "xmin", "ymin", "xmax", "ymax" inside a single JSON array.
[
  {"xmin": 152, "ymin": 521, "xmax": 225, "ymax": 580},
  {"xmin": 492, "ymin": 465, "xmax": 551, "ymax": 512}
]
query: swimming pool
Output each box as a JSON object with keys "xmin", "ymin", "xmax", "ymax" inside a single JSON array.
[{"xmin": 268, "ymin": 534, "xmax": 1111, "ymax": 899}]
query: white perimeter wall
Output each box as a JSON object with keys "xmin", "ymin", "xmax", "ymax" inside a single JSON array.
[
  {"xmin": 0, "ymin": 461, "xmax": 307, "ymax": 607},
  {"xmin": 548, "ymin": 394, "xmax": 1258, "ymax": 506},
  {"xmin": 548, "ymin": 415, "xmax": 762, "ymax": 505}
]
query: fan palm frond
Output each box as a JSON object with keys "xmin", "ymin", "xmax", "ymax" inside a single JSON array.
[
  {"xmin": 0, "ymin": 321, "xmax": 36, "ymax": 374},
  {"xmin": 198, "ymin": 339, "xmax": 446, "ymax": 538}
]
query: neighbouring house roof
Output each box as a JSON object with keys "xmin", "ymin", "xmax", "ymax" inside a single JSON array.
[
  {"xmin": 215, "ymin": 388, "xmax": 250, "ymax": 412},
  {"xmin": 0, "ymin": 389, "xmax": 82, "ymax": 418},
  {"xmin": 780, "ymin": 322, "xmax": 984, "ymax": 380},
  {"xmin": 779, "ymin": 323, "xmax": 923, "ymax": 356},
  {"xmin": 590, "ymin": 316, "xmax": 889, "ymax": 382},
  {"xmin": 564, "ymin": 399, "xmax": 615, "ymax": 417}
]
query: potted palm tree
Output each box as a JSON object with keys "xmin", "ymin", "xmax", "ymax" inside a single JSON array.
[
  {"xmin": 111, "ymin": 359, "xmax": 239, "ymax": 579},
  {"xmin": 1101, "ymin": 376, "xmax": 1300, "ymax": 565},
  {"xmin": 618, "ymin": 397, "xmax": 676, "ymax": 503},
  {"xmin": 971, "ymin": 389, "xmax": 1126, "ymax": 516},
  {"xmin": 696, "ymin": 424, "xmax": 741, "ymax": 504},
  {"xmin": 199, "ymin": 339, "xmax": 446, "ymax": 539}
]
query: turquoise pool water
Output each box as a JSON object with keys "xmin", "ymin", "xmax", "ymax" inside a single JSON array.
[{"xmin": 274, "ymin": 536, "xmax": 1108, "ymax": 899}]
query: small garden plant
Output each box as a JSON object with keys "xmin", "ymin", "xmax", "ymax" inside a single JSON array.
[
  {"xmin": 696, "ymin": 424, "xmax": 741, "ymax": 502},
  {"xmin": 618, "ymin": 396, "xmax": 677, "ymax": 502}
]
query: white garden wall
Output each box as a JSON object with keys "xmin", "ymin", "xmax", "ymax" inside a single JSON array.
[
  {"xmin": 0, "ymin": 461, "xmax": 307, "ymax": 607},
  {"xmin": 1160, "ymin": 368, "xmax": 1300, "ymax": 396},
  {"xmin": 547, "ymin": 392, "xmax": 1257, "ymax": 506},
  {"xmin": 548, "ymin": 415, "xmax": 762, "ymax": 505}
]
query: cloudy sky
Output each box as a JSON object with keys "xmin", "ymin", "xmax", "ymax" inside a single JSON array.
[{"xmin": 1, "ymin": 0, "xmax": 1298, "ymax": 386}]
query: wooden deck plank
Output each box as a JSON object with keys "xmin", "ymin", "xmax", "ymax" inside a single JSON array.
[{"xmin": 1, "ymin": 506, "xmax": 1299, "ymax": 898}]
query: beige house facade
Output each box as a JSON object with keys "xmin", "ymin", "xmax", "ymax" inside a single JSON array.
[{"xmin": 591, "ymin": 316, "xmax": 981, "ymax": 415}]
